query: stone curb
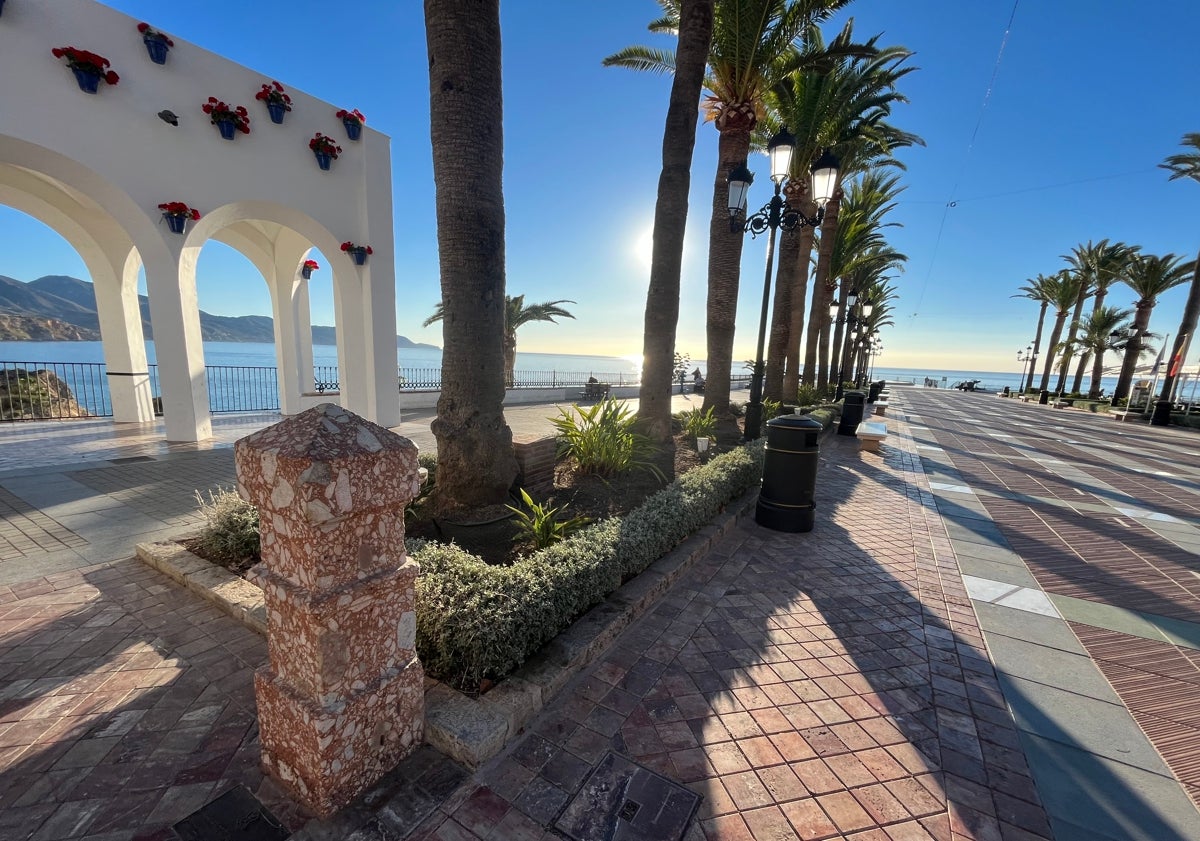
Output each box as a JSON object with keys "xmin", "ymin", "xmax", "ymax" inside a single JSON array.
[{"xmin": 134, "ymin": 486, "xmax": 759, "ymax": 769}]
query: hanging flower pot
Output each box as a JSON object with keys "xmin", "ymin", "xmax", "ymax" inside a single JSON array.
[
  {"xmin": 309, "ymin": 133, "xmax": 342, "ymax": 171},
  {"xmin": 341, "ymin": 241, "xmax": 372, "ymax": 266},
  {"xmin": 336, "ymin": 108, "xmax": 365, "ymax": 141},
  {"xmin": 73, "ymin": 69, "xmax": 102, "ymax": 94},
  {"xmin": 157, "ymin": 202, "xmax": 201, "ymax": 235},
  {"xmin": 137, "ymin": 24, "xmax": 174, "ymax": 64},
  {"xmin": 202, "ymin": 97, "xmax": 251, "ymax": 139},
  {"xmin": 301, "ymin": 260, "xmax": 319, "ymax": 280},
  {"xmin": 52, "ymin": 47, "xmax": 120, "ymax": 94},
  {"xmin": 256, "ymin": 81, "xmax": 292, "ymax": 125}
]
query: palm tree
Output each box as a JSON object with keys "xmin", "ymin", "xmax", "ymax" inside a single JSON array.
[
  {"xmin": 1112, "ymin": 253, "xmax": 1194, "ymax": 401},
  {"xmin": 635, "ymin": 0, "xmax": 714, "ymax": 441},
  {"xmin": 1052, "ymin": 265, "xmax": 1092, "ymax": 395},
  {"xmin": 605, "ymin": 0, "xmax": 861, "ymax": 417},
  {"xmin": 1012, "ymin": 274, "xmax": 1055, "ymax": 393},
  {"xmin": 424, "ymin": 0, "xmax": 517, "ymax": 510},
  {"xmin": 424, "ymin": 295, "xmax": 576, "ymax": 388},
  {"xmin": 1063, "ymin": 240, "xmax": 1138, "ymax": 394},
  {"xmin": 1153, "ymin": 134, "xmax": 1200, "ymax": 423},
  {"xmin": 1074, "ymin": 305, "xmax": 1133, "ymax": 399},
  {"xmin": 758, "ymin": 25, "xmax": 916, "ymax": 399},
  {"xmin": 1037, "ymin": 271, "xmax": 1082, "ymax": 392}
]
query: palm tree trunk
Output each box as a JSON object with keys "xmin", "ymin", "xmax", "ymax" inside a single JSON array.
[
  {"xmin": 1089, "ymin": 347, "xmax": 1107, "ymax": 399},
  {"xmin": 803, "ymin": 187, "xmax": 842, "ymax": 385},
  {"xmin": 1152, "ymin": 258, "xmax": 1200, "ymax": 423},
  {"xmin": 636, "ymin": 0, "xmax": 713, "ymax": 441},
  {"xmin": 764, "ymin": 223, "xmax": 797, "ymax": 402},
  {"xmin": 1070, "ymin": 352, "xmax": 1090, "ymax": 394},
  {"xmin": 1113, "ymin": 302, "xmax": 1152, "ymax": 402},
  {"xmin": 701, "ymin": 116, "xmax": 754, "ymax": 419},
  {"xmin": 781, "ymin": 222, "xmax": 816, "ymax": 397},
  {"xmin": 503, "ymin": 336, "xmax": 516, "ymax": 388},
  {"xmin": 425, "ymin": 0, "xmax": 517, "ymax": 510},
  {"xmin": 1054, "ymin": 292, "xmax": 1088, "ymax": 392},
  {"xmin": 1039, "ymin": 312, "xmax": 1068, "ymax": 392},
  {"xmin": 1026, "ymin": 303, "xmax": 1048, "ymax": 392}
]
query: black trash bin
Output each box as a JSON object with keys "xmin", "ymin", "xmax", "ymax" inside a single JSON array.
[
  {"xmin": 1038, "ymin": 389, "xmax": 1050, "ymax": 405},
  {"xmin": 1002, "ymin": 386, "xmax": 1010, "ymax": 397},
  {"xmin": 837, "ymin": 390, "xmax": 867, "ymax": 436},
  {"xmin": 756, "ymin": 414, "xmax": 821, "ymax": 533},
  {"xmin": 867, "ymin": 381, "xmax": 884, "ymax": 403}
]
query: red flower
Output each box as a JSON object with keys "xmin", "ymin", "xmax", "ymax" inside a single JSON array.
[
  {"xmin": 158, "ymin": 201, "xmax": 201, "ymax": 220},
  {"xmin": 340, "ymin": 241, "xmax": 371, "ymax": 254},
  {"xmin": 255, "ymin": 81, "xmax": 293, "ymax": 109},
  {"xmin": 201, "ymin": 98, "xmax": 251, "ymax": 133},
  {"xmin": 137, "ymin": 23, "xmax": 175, "ymax": 47},
  {"xmin": 303, "ymin": 260, "xmax": 320, "ymax": 271},
  {"xmin": 336, "ymin": 108, "xmax": 366, "ymax": 124},
  {"xmin": 52, "ymin": 46, "xmax": 120, "ymax": 86},
  {"xmin": 309, "ymin": 133, "xmax": 343, "ymax": 159}
]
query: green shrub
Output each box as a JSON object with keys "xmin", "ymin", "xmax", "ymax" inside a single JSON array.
[
  {"xmin": 761, "ymin": 397, "xmax": 781, "ymax": 419},
  {"xmin": 676, "ymin": 406, "xmax": 717, "ymax": 439},
  {"xmin": 795, "ymin": 384, "xmax": 825, "ymax": 406},
  {"xmin": 193, "ymin": 487, "xmax": 260, "ymax": 564},
  {"xmin": 551, "ymin": 398, "xmax": 664, "ymax": 481},
  {"xmin": 413, "ymin": 442, "xmax": 765, "ymax": 689},
  {"xmin": 506, "ymin": 488, "xmax": 591, "ymax": 550}
]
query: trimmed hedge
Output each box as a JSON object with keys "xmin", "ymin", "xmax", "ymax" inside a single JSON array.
[{"xmin": 413, "ymin": 443, "xmax": 765, "ymax": 689}]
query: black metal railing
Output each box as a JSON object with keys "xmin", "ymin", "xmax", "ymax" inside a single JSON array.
[{"xmin": 2, "ymin": 359, "xmax": 643, "ymax": 422}]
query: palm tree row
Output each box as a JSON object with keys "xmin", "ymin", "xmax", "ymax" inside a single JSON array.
[
  {"xmin": 606, "ymin": 0, "xmax": 918, "ymax": 426},
  {"xmin": 1014, "ymin": 245, "xmax": 1194, "ymax": 402}
]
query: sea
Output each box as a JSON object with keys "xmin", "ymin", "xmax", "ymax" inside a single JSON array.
[{"xmin": 0, "ymin": 341, "xmax": 1137, "ymax": 396}]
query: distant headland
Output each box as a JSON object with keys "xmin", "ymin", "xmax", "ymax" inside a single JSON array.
[{"xmin": 0, "ymin": 274, "xmax": 438, "ymax": 349}]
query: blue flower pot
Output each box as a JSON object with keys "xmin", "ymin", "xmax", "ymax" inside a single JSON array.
[
  {"xmin": 144, "ymin": 36, "xmax": 169, "ymax": 65},
  {"xmin": 301, "ymin": 266, "xmax": 313, "ymax": 280},
  {"xmin": 267, "ymin": 102, "xmax": 286, "ymax": 124},
  {"xmin": 72, "ymin": 68, "xmax": 101, "ymax": 94},
  {"xmin": 343, "ymin": 118, "xmax": 362, "ymax": 141},
  {"xmin": 351, "ymin": 249, "xmax": 368, "ymax": 266},
  {"xmin": 216, "ymin": 119, "xmax": 237, "ymax": 140},
  {"xmin": 163, "ymin": 214, "xmax": 187, "ymax": 235},
  {"xmin": 314, "ymin": 151, "xmax": 332, "ymax": 171}
]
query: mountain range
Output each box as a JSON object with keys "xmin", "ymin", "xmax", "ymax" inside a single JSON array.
[{"xmin": 0, "ymin": 275, "xmax": 438, "ymax": 349}]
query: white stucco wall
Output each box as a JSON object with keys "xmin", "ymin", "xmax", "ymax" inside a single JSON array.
[{"xmin": 0, "ymin": 0, "xmax": 401, "ymax": 438}]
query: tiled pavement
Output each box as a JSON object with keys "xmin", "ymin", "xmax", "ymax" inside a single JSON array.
[{"xmin": 1, "ymin": 391, "xmax": 1200, "ymax": 839}]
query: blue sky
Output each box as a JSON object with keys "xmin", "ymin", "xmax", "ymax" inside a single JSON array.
[{"xmin": 4, "ymin": 0, "xmax": 1200, "ymax": 373}]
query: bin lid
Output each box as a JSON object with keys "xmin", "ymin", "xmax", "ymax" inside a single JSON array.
[{"xmin": 765, "ymin": 414, "xmax": 823, "ymax": 431}]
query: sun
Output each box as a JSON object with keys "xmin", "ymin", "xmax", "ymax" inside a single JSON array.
[{"xmin": 634, "ymin": 227, "xmax": 653, "ymax": 270}]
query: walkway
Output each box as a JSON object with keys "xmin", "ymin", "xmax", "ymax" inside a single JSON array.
[{"xmin": 0, "ymin": 390, "xmax": 1197, "ymax": 840}]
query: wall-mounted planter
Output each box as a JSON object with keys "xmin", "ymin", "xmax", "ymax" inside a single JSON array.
[
  {"xmin": 343, "ymin": 119, "xmax": 362, "ymax": 141},
  {"xmin": 314, "ymin": 152, "xmax": 332, "ymax": 171},
  {"xmin": 349, "ymin": 249, "xmax": 368, "ymax": 266},
  {"xmin": 73, "ymin": 68, "xmax": 101, "ymax": 94},
  {"xmin": 143, "ymin": 35, "xmax": 170, "ymax": 64},
  {"xmin": 216, "ymin": 119, "xmax": 237, "ymax": 140},
  {"xmin": 267, "ymin": 102, "xmax": 286, "ymax": 124},
  {"xmin": 163, "ymin": 214, "xmax": 187, "ymax": 234}
]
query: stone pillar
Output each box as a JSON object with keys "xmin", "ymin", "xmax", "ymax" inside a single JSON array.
[{"xmin": 234, "ymin": 404, "xmax": 424, "ymax": 817}]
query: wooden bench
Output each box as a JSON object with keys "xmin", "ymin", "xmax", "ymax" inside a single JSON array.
[
  {"xmin": 579, "ymin": 381, "xmax": 611, "ymax": 401},
  {"xmin": 856, "ymin": 420, "xmax": 887, "ymax": 453}
]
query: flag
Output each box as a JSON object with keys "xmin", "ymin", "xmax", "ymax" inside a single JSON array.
[
  {"xmin": 1169, "ymin": 334, "xmax": 1189, "ymax": 377},
  {"xmin": 1150, "ymin": 343, "xmax": 1167, "ymax": 374}
]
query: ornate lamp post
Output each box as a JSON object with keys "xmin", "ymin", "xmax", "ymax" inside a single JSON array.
[
  {"xmin": 830, "ymin": 294, "xmax": 873, "ymax": 399},
  {"xmin": 728, "ymin": 129, "xmax": 838, "ymax": 440},
  {"xmin": 1017, "ymin": 344, "xmax": 1033, "ymax": 393}
]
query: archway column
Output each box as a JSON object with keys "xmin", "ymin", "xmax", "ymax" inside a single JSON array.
[
  {"xmin": 95, "ymin": 253, "xmax": 154, "ymax": 422},
  {"xmin": 332, "ymin": 264, "xmax": 368, "ymax": 417},
  {"xmin": 296, "ymin": 280, "xmax": 316, "ymax": 398},
  {"xmin": 144, "ymin": 248, "xmax": 211, "ymax": 442}
]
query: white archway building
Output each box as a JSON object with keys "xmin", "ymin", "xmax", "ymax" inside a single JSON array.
[{"xmin": 0, "ymin": 1, "xmax": 400, "ymax": 440}]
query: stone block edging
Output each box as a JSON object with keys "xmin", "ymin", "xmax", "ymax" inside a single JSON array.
[{"xmin": 134, "ymin": 484, "xmax": 759, "ymax": 769}]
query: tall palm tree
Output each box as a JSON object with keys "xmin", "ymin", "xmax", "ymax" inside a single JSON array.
[
  {"xmin": 1052, "ymin": 264, "xmax": 1092, "ymax": 395},
  {"xmin": 423, "ymin": 0, "xmax": 517, "ymax": 510},
  {"xmin": 423, "ymin": 295, "xmax": 576, "ymax": 388},
  {"xmin": 1037, "ymin": 271, "xmax": 1082, "ymax": 392},
  {"xmin": 605, "ymin": 0, "xmax": 861, "ymax": 417},
  {"xmin": 759, "ymin": 25, "xmax": 916, "ymax": 399},
  {"xmin": 1011, "ymin": 274, "xmax": 1055, "ymax": 392},
  {"xmin": 635, "ymin": 0, "xmax": 714, "ymax": 441},
  {"xmin": 1075, "ymin": 305, "xmax": 1133, "ymax": 399},
  {"xmin": 1112, "ymin": 253, "xmax": 1194, "ymax": 401},
  {"xmin": 1153, "ymin": 134, "xmax": 1200, "ymax": 423},
  {"xmin": 1063, "ymin": 240, "xmax": 1138, "ymax": 394}
]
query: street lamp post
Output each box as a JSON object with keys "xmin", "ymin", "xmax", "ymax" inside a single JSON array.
[
  {"xmin": 830, "ymin": 295, "xmax": 873, "ymax": 400},
  {"xmin": 728, "ymin": 129, "xmax": 838, "ymax": 440},
  {"xmin": 1017, "ymin": 345, "xmax": 1033, "ymax": 394}
]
